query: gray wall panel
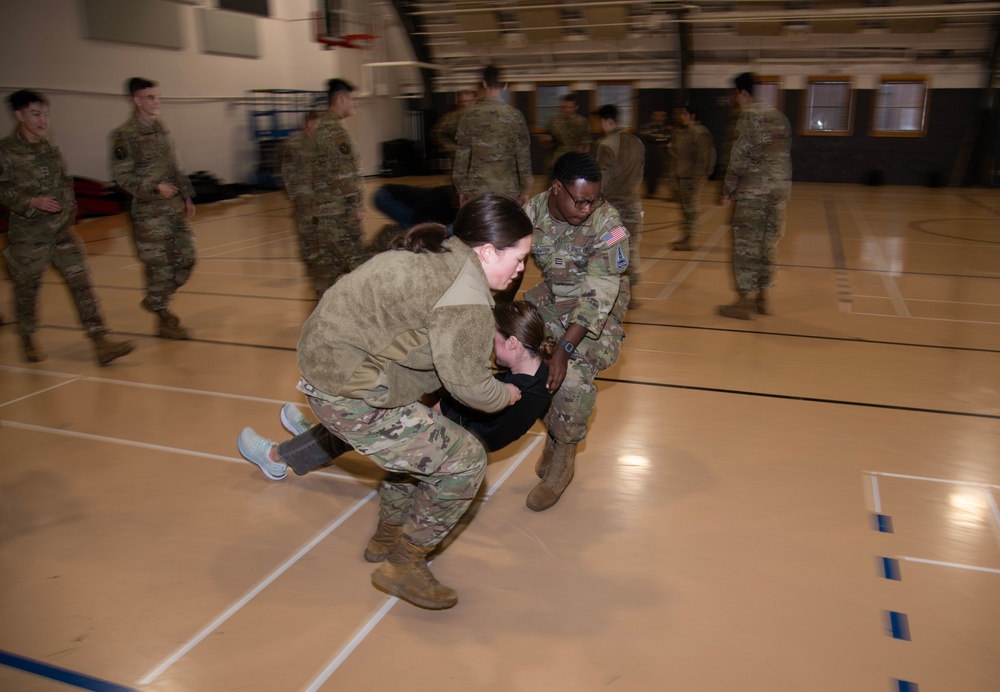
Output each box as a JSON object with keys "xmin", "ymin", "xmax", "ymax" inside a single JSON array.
[
  {"xmin": 197, "ymin": 8, "xmax": 260, "ymax": 58},
  {"xmin": 81, "ymin": 0, "xmax": 184, "ymax": 50}
]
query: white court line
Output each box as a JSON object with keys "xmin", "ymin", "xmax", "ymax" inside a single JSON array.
[
  {"xmin": 0, "ymin": 376, "xmax": 82, "ymax": 409},
  {"xmin": 869, "ymin": 471, "xmax": 1000, "ymax": 490},
  {"xmin": 850, "ymin": 311, "xmax": 1000, "ymax": 326},
  {"xmin": 0, "ymin": 365, "xmax": 294, "ymax": 407},
  {"xmin": 846, "ymin": 199, "xmax": 910, "ymax": 318},
  {"xmin": 985, "ymin": 489, "xmax": 1000, "ymax": 552},
  {"xmin": 900, "ymin": 557, "xmax": 1000, "ymax": 575},
  {"xmin": 139, "ymin": 490, "xmax": 378, "ymax": 686},
  {"xmin": 853, "ymin": 295, "xmax": 1000, "ymax": 308},
  {"xmin": 869, "ymin": 473, "xmax": 882, "ymax": 513},
  {"xmin": 655, "ymin": 222, "xmax": 728, "ymax": 301},
  {"xmin": 118, "ymin": 233, "xmax": 295, "ymax": 270},
  {"xmin": 0, "ymin": 419, "xmax": 362, "ymax": 483},
  {"xmin": 301, "ymin": 435, "xmax": 543, "ymax": 691}
]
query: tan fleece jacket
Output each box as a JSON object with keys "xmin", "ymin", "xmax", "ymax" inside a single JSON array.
[{"xmin": 297, "ymin": 236, "xmax": 510, "ymax": 412}]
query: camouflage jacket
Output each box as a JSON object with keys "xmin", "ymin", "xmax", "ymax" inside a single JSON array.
[
  {"xmin": 596, "ymin": 128, "xmax": 645, "ymax": 211},
  {"xmin": 453, "ymin": 96, "xmax": 533, "ymax": 198},
  {"xmin": 281, "ymin": 130, "xmax": 313, "ymax": 202},
  {"xmin": 673, "ymin": 122, "xmax": 715, "ymax": 178},
  {"xmin": 0, "ymin": 129, "xmax": 76, "ymax": 235},
  {"xmin": 111, "ymin": 115, "xmax": 195, "ymax": 202},
  {"xmin": 523, "ymin": 191, "xmax": 630, "ymax": 339},
  {"xmin": 311, "ymin": 111, "xmax": 363, "ymax": 217},
  {"xmin": 548, "ymin": 113, "xmax": 590, "ymax": 160},
  {"xmin": 297, "ymin": 236, "xmax": 509, "ymax": 412},
  {"xmin": 722, "ymin": 100, "xmax": 792, "ymax": 200},
  {"xmin": 430, "ymin": 107, "xmax": 464, "ymax": 151}
]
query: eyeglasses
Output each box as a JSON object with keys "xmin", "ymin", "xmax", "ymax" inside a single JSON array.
[{"xmin": 562, "ymin": 186, "xmax": 604, "ymax": 211}]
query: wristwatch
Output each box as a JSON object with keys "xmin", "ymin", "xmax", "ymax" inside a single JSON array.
[{"xmin": 558, "ymin": 339, "xmax": 576, "ymax": 357}]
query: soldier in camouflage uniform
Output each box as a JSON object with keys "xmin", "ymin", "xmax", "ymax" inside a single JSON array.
[
  {"xmin": 309, "ymin": 78, "xmax": 368, "ymax": 296},
  {"xmin": 639, "ymin": 109, "xmax": 670, "ymax": 198},
  {"xmin": 429, "ymin": 89, "xmax": 475, "ymax": 164},
  {"xmin": 543, "ymin": 93, "xmax": 591, "ymax": 175},
  {"xmin": 671, "ymin": 104, "xmax": 715, "ymax": 251},
  {"xmin": 1, "ymin": 90, "xmax": 134, "ymax": 365},
  {"xmin": 453, "ymin": 65, "xmax": 533, "ymax": 206},
  {"xmin": 293, "ymin": 195, "xmax": 533, "ymax": 609},
  {"xmin": 111, "ymin": 77, "xmax": 196, "ymax": 339},
  {"xmin": 595, "ymin": 104, "xmax": 645, "ymax": 296},
  {"xmin": 719, "ymin": 72, "xmax": 792, "ymax": 320},
  {"xmin": 281, "ymin": 110, "xmax": 321, "ymax": 290},
  {"xmin": 523, "ymin": 152, "xmax": 630, "ymax": 511}
]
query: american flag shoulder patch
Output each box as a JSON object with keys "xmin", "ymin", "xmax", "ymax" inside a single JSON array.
[{"xmin": 600, "ymin": 225, "xmax": 627, "ymax": 246}]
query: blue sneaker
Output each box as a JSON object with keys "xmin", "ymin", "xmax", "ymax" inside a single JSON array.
[
  {"xmin": 237, "ymin": 427, "xmax": 287, "ymax": 480},
  {"xmin": 280, "ymin": 403, "xmax": 315, "ymax": 436}
]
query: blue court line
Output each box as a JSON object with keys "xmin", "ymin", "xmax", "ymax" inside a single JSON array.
[
  {"xmin": 886, "ymin": 611, "xmax": 911, "ymax": 641},
  {"xmin": 873, "ymin": 514, "xmax": 894, "ymax": 533},
  {"xmin": 881, "ymin": 557, "xmax": 902, "ymax": 580},
  {"xmin": 0, "ymin": 649, "xmax": 138, "ymax": 692}
]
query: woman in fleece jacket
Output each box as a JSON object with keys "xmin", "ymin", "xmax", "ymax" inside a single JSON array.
[{"xmin": 294, "ymin": 193, "xmax": 533, "ymax": 610}]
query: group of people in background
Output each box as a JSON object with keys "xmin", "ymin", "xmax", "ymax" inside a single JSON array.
[
  {"xmin": 1, "ymin": 76, "xmax": 199, "ymax": 365},
  {"xmin": 1, "ymin": 65, "xmax": 791, "ymax": 612}
]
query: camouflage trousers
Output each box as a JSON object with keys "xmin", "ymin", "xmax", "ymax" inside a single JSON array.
[
  {"xmin": 730, "ymin": 194, "xmax": 788, "ymax": 294},
  {"xmin": 293, "ymin": 204, "xmax": 321, "ymax": 286},
  {"xmin": 541, "ymin": 317, "xmax": 625, "ymax": 444},
  {"xmin": 678, "ymin": 177, "xmax": 705, "ymax": 239},
  {"xmin": 3, "ymin": 224, "xmax": 107, "ymax": 337},
  {"xmin": 312, "ymin": 213, "xmax": 370, "ymax": 294},
  {"xmin": 618, "ymin": 206, "xmax": 643, "ymax": 284},
  {"xmin": 306, "ymin": 394, "xmax": 487, "ymax": 548},
  {"xmin": 132, "ymin": 200, "xmax": 197, "ymax": 312}
]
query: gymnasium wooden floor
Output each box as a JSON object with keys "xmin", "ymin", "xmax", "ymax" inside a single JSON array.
[{"xmin": 1, "ymin": 178, "xmax": 998, "ymax": 692}]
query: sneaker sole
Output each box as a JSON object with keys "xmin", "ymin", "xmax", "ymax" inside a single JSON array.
[
  {"xmin": 280, "ymin": 406, "xmax": 310, "ymax": 436},
  {"xmin": 237, "ymin": 435, "xmax": 287, "ymax": 481}
]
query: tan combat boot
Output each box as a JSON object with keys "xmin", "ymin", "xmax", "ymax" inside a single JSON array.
[
  {"xmin": 671, "ymin": 235, "xmax": 693, "ymax": 251},
  {"xmin": 371, "ymin": 538, "xmax": 458, "ymax": 609},
  {"xmin": 718, "ymin": 293, "xmax": 755, "ymax": 320},
  {"xmin": 22, "ymin": 334, "xmax": 45, "ymax": 363},
  {"xmin": 363, "ymin": 520, "xmax": 404, "ymax": 563},
  {"xmin": 158, "ymin": 310, "xmax": 190, "ymax": 340},
  {"xmin": 526, "ymin": 441, "xmax": 577, "ymax": 512},
  {"xmin": 755, "ymin": 288, "xmax": 773, "ymax": 315},
  {"xmin": 534, "ymin": 434, "xmax": 557, "ymax": 479},
  {"xmin": 93, "ymin": 334, "xmax": 136, "ymax": 366}
]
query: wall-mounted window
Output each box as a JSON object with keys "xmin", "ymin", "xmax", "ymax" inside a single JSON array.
[
  {"xmin": 872, "ymin": 76, "xmax": 929, "ymax": 136},
  {"xmin": 803, "ymin": 77, "xmax": 853, "ymax": 135},
  {"xmin": 595, "ymin": 83, "xmax": 635, "ymax": 129},
  {"xmin": 536, "ymin": 84, "xmax": 572, "ymax": 129},
  {"xmin": 754, "ymin": 76, "xmax": 783, "ymax": 111}
]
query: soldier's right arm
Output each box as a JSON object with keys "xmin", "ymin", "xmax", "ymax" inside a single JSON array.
[
  {"xmin": 722, "ymin": 113, "xmax": 753, "ymax": 199},
  {"xmin": 111, "ymin": 129, "xmax": 158, "ymax": 201},
  {"xmin": 0, "ymin": 146, "xmax": 37, "ymax": 218}
]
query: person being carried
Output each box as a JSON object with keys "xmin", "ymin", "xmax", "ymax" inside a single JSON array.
[{"xmin": 237, "ymin": 300, "xmax": 555, "ymax": 481}]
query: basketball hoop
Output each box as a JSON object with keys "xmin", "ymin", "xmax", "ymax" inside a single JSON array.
[
  {"xmin": 315, "ymin": 11, "xmax": 378, "ymax": 50},
  {"xmin": 326, "ymin": 33, "xmax": 379, "ymax": 50}
]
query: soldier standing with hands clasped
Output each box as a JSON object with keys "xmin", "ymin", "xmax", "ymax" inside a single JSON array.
[
  {"xmin": 112, "ymin": 77, "xmax": 197, "ymax": 339},
  {"xmin": 1, "ymin": 90, "xmax": 134, "ymax": 365}
]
